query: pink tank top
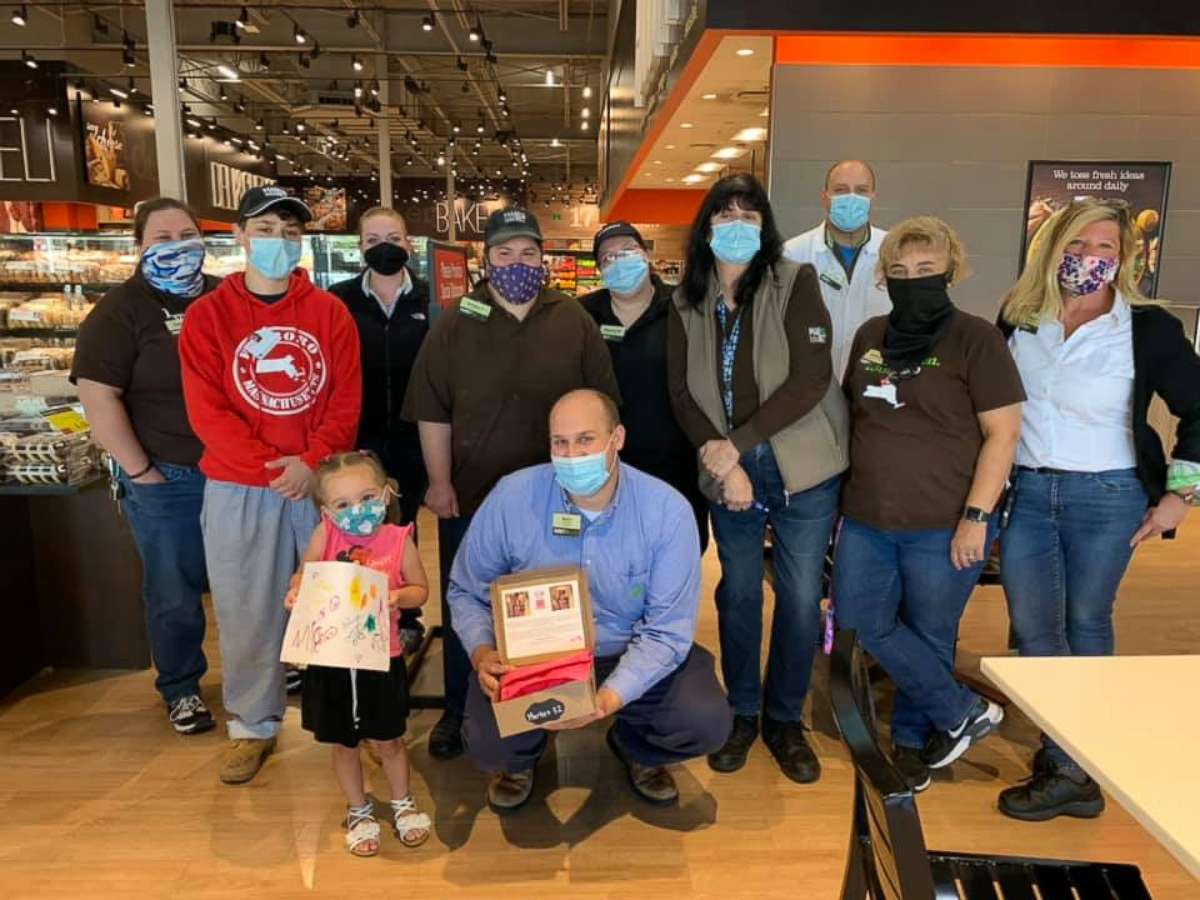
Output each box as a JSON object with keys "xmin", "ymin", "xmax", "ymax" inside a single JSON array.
[{"xmin": 321, "ymin": 522, "xmax": 413, "ymax": 658}]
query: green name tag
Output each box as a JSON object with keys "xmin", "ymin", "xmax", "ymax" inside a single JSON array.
[
  {"xmin": 164, "ymin": 313, "xmax": 185, "ymax": 336},
  {"xmin": 552, "ymin": 512, "xmax": 582, "ymax": 536},
  {"xmin": 600, "ymin": 324, "xmax": 626, "ymax": 342},
  {"xmin": 460, "ymin": 297, "xmax": 492, "ymax": 321}
]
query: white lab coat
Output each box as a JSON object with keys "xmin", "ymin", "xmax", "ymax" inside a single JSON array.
[{"xmin": 782, "ymin": 223, "xmax": 891, "ymax": 381}]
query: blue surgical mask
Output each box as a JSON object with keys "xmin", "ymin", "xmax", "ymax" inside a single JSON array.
[
  {"xmin": 142, "ymin": 239, "xmax": 206, "ymax": 297},
  {"xmin": 248, "ymin": 237, "xmax": 302, "ymax": 280},
  {"xmin": 709, "ymin": 220, "xmax": 761, "ymax": 265},
  {"xmin": 329, "ymin": 498, "xmax": 388, "ymax": 537},
  {"xmin": 828, "ymin": 194, "xmax": 871, "ymax": 233},
  {"xmin": 552, "ymin": 438, "xmax": 615, "ymax": 498},
  {"xmin": 602, "ymin": 253, "xmax": 650, "ymax": 297}
]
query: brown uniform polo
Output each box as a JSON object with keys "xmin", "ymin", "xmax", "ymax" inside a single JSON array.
[
  {"xmin": 841, "ymin": 310, "xmax": 1026, "ymax": 531},
  {"xmin": 401, "ymin": 281, "xmax": 620, "ymax": 515}
]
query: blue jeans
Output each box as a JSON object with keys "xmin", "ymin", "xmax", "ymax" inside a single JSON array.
[
  {"xmin": 1000, "ymin": 467, "xmax": 1148, "ymax": 769},
  {"xmin": 833, "ymin": 517, "xmax": 995, "ymax": 748},
  {"xmin": 120, "ymin": 462, "xmax": 209, "ymax": 706},
  {"xmin": 708, "ymin": 444, "xmax": 840, "ymax": 722}
]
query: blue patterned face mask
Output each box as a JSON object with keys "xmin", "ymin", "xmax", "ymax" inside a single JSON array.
[
  {"xmin": 141, "ymin": 239, "xmax": 206, "ymax": 297},
  {"xmin": 709, "ymin": 220, "xmax": 761, "ymax": 265},
  {"xmin": 488, "ymin": 261, "xmax": 544, "ymax": 304},
  {"xmin": 329, "ymin": 498, "xmax": 388, "ymax": 536}
]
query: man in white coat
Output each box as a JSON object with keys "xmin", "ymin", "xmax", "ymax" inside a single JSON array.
[{"xmin": 783, "ymin": 160, "xmax": 890, "ymax": 381}]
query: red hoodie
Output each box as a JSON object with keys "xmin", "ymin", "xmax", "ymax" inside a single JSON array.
[{"xmin": 179, "ymin": 268, "xmax": 362, "ymax": 486}]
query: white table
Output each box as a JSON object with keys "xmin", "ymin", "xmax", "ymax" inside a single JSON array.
[{"xmin": 982, "ymin": 655, "xmax": 1200, "ymax": 881}]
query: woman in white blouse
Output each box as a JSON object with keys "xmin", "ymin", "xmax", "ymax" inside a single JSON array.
[{"xmin": 996, "ymin": 198, "xmax": 1200, "ymax": 822}]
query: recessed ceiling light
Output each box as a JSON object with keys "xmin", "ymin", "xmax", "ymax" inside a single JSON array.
[
  {"xmin": 695, "ymin": 162, "xmax": 723, "ymax": 173},
  {"xmin": 736, "ymin": 48, "xmax": 754, "ymax": 57},
  {"xmin": 680, "ymin": 122, "xmax": 694, "ymax": 129},
  {"xmin": 682, "ymin": 174, "xmax": 706, "ymax": 183},
  {"xmin": 665, "ymin": 177, "xmax": 676, "ymax": 183},
  {"xmin": 759, "ymin": 105, "xmax": 769, "ymax": 118},
  {"xmin": 216, "ymin": 64, "xmax": 240, "ymax": 81},
  {"xmin": 665, "ymin": 144, "xmax": 676, "ymax": 150},
  {"xmin": 712, "ymin": 146, "xmax": 748, "ymax": 160},
  {"xmin": 732, "ymin": 127, "xmax": 768, "ymax": 142},
  {"xmin": 702, "ymin": 93, "xmax": 718, "ymax": 100}
]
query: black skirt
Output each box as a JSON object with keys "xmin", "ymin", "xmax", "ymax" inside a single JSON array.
[{"xmin": 301, "ymin": 656, "xmax": 410, "ymax": 748}]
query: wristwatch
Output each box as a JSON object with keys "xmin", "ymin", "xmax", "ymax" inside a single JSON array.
[{"xmin": 962, "ymin": 506, "xmax": 991, "ymax": 523}]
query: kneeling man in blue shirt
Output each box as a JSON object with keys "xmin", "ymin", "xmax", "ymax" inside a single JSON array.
[{"xmin": 449, "ymin": 388, "xmax": 732, "ymax": 812}]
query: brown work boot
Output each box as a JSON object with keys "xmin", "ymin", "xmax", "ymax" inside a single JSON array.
[
  {"xmin": 487, "ymin": 769, "xmax": 535, "ymax": 814},
  {"xmin": 219, "ymin": 737, "xmax": 277, "ymax": 785},
  {"xmin": 607, "ymin": 724, "xmax": 679, "ymax": 806}
]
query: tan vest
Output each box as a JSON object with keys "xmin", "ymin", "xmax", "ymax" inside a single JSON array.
[{"xmin": 673, "ymin": 260, "xmax": 849, "ymax": 495}]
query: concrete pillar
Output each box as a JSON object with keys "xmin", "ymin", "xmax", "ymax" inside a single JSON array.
[{"xmin": 144, "ymin": 0, "xmax": 187, "ymax": 200}]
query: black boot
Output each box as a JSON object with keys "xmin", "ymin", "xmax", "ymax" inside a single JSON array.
[
  {"xmin": 429, "ymin": 711, "xmax": 465, "ymax": 761},
  {"xmin": 762, "ymin": 716, "xmax": 821, "ymax": 784},
  {"xmin": 999, "ymin": 764, "xmax": 1105, "ymax": 822},
  {"xmin": 707, "ymin": 714, "xmax": 758, "ymax": 773}
]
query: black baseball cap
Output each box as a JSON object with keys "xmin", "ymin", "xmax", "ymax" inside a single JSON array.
[
  {"xmin": 484, "ymin": 207, "xmax": 543, "ymax": 248},
  {"xmin": 593, "ymin": 221, "xmax": 646, "ymax": 260},
  {"xmin": 237, "ymin": 186, "xmax": 313, "ymax": 224}
]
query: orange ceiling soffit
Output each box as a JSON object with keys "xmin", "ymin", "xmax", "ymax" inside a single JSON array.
[
  {"xmin": 775, "ymin": 33, "xmax": 1200, "ymax": 69},
  {"xmin": 600, "ymin": 28, "xmax": 726, "ymax": 219},
  {"xmin": 608, "ymin": 189, "xmax": 707, "ymax": 227}
]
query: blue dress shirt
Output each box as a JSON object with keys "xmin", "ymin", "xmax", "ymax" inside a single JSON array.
[{"xmin": 447, "ymin": 461, "xmax": 702, "ymax": 705}]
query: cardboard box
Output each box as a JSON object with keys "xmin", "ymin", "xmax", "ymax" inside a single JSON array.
[{"xmin": 489, "ymin": 565, "xmax": 596, "ymax": 737}]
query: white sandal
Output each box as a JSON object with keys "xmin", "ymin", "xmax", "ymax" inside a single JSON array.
[
  {"xmin": 345, "ymin": 802, "xmax": 381, "ymax": 857},
  {"xmin": 391, "ymin": 795, "xmax": 431, "ymax": 848}
]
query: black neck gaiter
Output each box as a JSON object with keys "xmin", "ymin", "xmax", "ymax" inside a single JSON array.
[{"xmin": 882, "ymin": 273, "xmax": 956, "ymax": 370}]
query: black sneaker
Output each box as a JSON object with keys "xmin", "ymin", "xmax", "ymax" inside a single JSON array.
[
  {"xmin": 762, "ymin": 716, "xmax": 821, "ymax": 784},
  {"xmin": 285, "ymin": 666, "xmax": 303, "ymax": 695},
  {"xmin": 707, "ymin": 714, "xmax": 758, "ymax": 773},
  {"xmin": 999, "ymin": 768, "xmax": 1106, "ymax": 822},
  {"xmin": 922, "ymin": 698, "xmax": 1003, "ymax": 769},
  {"xmin": 429, "ymin": 711, "xmax": 465, "ymax": 761},
  {"xmin": 168, "ymin": 694, "xmax": 216, "ymax": 735},
  {"xmin": 891, "ymin": 745, "xmax": 931, "ymax": 793}
]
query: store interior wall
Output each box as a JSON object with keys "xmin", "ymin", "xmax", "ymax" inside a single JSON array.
[{"xmin": 768, "ymin": 65, "xmax": 1200, "ymax": 318}]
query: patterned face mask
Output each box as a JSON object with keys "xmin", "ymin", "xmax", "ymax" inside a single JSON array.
[
  {"xmin": 1058, "ymin": 252, "xmax": 1118, "ymax": 296},
  {"xmin": 488, "ymin": 261, "xmax": 544, "ymax": 304},
  {"xmin": 329, "ymin": 498, "xmax": 388, "ymax": 536},
  {"xmin": 141, "ymin": 239, "xmax": 206, "ymax": 297}
]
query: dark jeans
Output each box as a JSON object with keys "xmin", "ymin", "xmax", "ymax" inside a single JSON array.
[
  {"xmin": 708, "ymin": 444, "xmax": 840, "ymax": 722},
  {"xmin": 833, "ymin": 517, "xmax": 996, "ymax": 748},
  {"xmin": 359, "ymin": 434, "xmax": 428, "ymax": 631},
  {"xmin": 438, "ymin": 513, "xmax": 474, "ymax": 718},
  {"xmin": 1000, "ymin": 468, "xmax": 1148, "ymax": 770},
  {"xmin": 119, "ymin": 462, "xmax": 209, "ymax": 706},
  {"xmin": 463, "ymin": 646, "xmax": 732, "ymax": 772}
]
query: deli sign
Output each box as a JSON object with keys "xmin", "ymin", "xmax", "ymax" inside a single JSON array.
[{"xmin": 210, "ymin": 161, "xmax": 275, "ymax": 212}]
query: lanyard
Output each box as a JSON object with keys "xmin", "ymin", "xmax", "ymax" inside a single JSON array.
[{"xmin": 715, "ymin": 302, "xmax": 743, "ymax": 427}]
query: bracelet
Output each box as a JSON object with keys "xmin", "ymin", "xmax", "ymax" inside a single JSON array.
[{"xmin": 127, "ymin": 461, "xmax": 155, "ymax": 480}]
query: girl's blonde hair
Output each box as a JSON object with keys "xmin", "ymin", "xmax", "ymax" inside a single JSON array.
[
  {"xmin": 876, "ymin": 216, "xmax": 971, "ymax": 287},
  {"xmin": 313, "ymin": 450, "xmax": 392, "ymax": 505},
  {"xmin": 1001, "ymin": 199, "xmax": 1154, "ymax": 328}
]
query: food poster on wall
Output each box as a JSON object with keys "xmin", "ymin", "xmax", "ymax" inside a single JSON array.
[
  {"xmin": 0, "ymin": 201, "xmax": 43, "ymax": 233},
  {"xmin": 82, "ymin": 107, "xmax": 130, "ymax": 191},
  {"xmin": 303, "ymin": 185, "xmax": 348, "ymax": 232},
  {"xmin": 1021, "ymin": 161, "xmax": 1171, "ymax": 298},
  {"xmin": 431, "ymin": 243, "xmax": 470, "ymax": 308}
]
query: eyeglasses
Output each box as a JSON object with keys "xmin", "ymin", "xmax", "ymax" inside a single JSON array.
[{"xmin": 598, "ymin": 248, "xmax": 644, "ymax": 266}]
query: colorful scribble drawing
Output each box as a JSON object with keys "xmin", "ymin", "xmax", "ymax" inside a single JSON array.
[{"xmin": 281, "ymin": 561, "xmax": 390, "ymax": 672}]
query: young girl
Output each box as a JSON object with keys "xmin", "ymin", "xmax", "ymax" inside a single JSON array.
[{"xmin": 285, "ymin": 451, "xmax": 431, "ymax": 857}]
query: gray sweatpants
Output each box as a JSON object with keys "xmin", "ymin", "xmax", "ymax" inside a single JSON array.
[{"xmin": 200, "ymin": 480, "xmax": 320, "ymax": 739}]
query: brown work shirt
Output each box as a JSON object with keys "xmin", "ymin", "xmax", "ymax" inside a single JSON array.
[
  {"xmin": 401, "ymin": 281, "xmax": 620, "ymax": 515},
  {"xmin": 841, "ymin": 310, "xmax": 1026, "ymax": 531}
]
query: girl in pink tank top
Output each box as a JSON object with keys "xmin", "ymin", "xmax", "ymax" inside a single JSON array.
[{"xmin": 284, "ymin": 451, "xmax": 431, "ymax": 857}]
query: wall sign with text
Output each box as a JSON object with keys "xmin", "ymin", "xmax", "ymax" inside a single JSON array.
[{"xmin": 1020, "ymin": 160, "xmax": 1171, "ymax": 298}]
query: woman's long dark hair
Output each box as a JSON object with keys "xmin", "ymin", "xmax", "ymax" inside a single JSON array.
[{"xmin": 681, "ymin": 173, "xmax": 783, "ymax": 308}]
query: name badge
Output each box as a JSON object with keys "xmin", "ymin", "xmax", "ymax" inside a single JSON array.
[
  {"xmin": 819, "ymin": 273, "xmax": 844, "ymax": 291},
  {"xmin": 460, "ymin": 297, "xmax": 492, "ymax": 321},
  {"xmin": 600, "ymin": 324, "xmax": 625, "ymax": 343},
  {"xmin": 552, "ymin": 512, "xmax": 582, "ymax": 536},
  {"xmin": 163, "ymin": 311, "xmax": 185, "ymax": 336}
]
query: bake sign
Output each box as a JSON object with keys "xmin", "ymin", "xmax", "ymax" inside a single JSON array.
[{"xmin": 210, "ymin": 161, "xmax": 275, "ymax": 212}]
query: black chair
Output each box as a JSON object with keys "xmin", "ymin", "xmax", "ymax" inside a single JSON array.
[{"xmin": 829, "ymin": 629, "xmax": 1152, "ymax": 900}]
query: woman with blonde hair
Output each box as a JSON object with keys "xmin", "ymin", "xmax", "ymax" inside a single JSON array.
[
  {"xmin": 834, "ymin": 216, "xmax": 1025, "ymax": 793},
  {"xmin": 996, "ymin": 198, "xmax": 1200, "ymax": 821}
]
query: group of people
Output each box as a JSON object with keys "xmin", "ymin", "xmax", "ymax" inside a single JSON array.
[{"xmin": 68, "ymin": 156, "xmax": 1200, "ymax": 856}]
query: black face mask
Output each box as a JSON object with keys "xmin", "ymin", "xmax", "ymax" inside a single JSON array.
[
  {"xmin": 882, "ymin": 273, "xmax": 956, "ymax": 370},
  {"xmin": 364, "ymin": 241, "xmax": 409, "ymax": 276}
]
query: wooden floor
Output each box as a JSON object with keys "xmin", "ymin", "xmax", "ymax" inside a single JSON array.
[{"xmin": 1, "ymin": 513, "xmax": 1196, "ymax": 898}]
